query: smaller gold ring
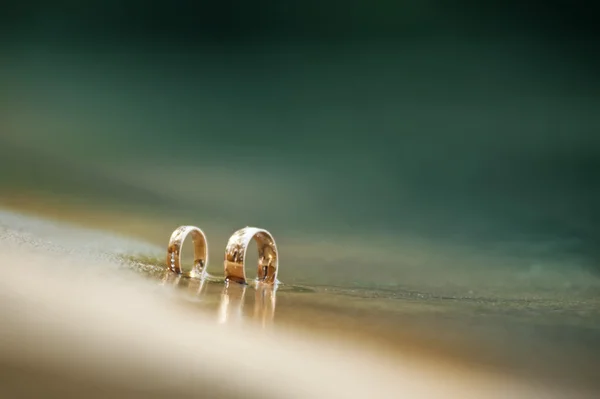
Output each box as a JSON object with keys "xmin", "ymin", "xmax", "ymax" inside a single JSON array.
[
  {"xmin": 166, "ymin": 225, "xmax": 209, "ymax": 278},
  {"xmin": 224, "ymin": 227, "xmax": 279, "ymax": 285}
]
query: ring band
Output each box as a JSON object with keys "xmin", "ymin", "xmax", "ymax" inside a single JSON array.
[
  {"xmin": 224, "ymin": 227, "xmax": 279, "ymax": 285},
  {"xmin": 166, "ymin": 225, "xmax": 209, "ymax": 277}
]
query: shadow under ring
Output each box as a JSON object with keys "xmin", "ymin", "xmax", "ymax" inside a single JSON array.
[
  {"xmin": 166, "ymin": 225, "xmax": 209, "ymax": 278},
  {"xmin": 223, "ymin": 227, "xmax": 279, "ymax": 285}
]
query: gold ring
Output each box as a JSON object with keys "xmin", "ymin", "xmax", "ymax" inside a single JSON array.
[
  {"xmin": 224, "ymin": 227, "xmax": 279, "ymax": 285},
  {"xmin": 166, "ymin": 225, "xmax": 209, "ymax": 278}
]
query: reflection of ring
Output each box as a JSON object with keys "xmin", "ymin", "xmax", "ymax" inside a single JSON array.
[
  {"xmin": 166, "ymin": 225, "xmax": 209, "ymax": 278},
  {"xmin": 224, "ymin": 227, "xmax": 279, "ymax": 285},
  {"xmin": 160, "ymin": 269, "xmax": 208, "ymax": 297},
  {"xmin": 217, "ymin": 282, "xmax": 246, "ymax": 324},
  {"xmin": 254, "ymin": 284, "xmax": 276, "ymax": 327}
]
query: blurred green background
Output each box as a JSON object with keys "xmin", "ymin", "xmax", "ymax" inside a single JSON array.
[{"xmin": 1, "ymin": 1, "xmax": 599, "ymax": 292}]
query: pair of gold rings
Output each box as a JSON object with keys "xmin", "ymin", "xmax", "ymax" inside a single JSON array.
[{"xmin": 166, "ymin": 226, "xmax": 279, "ymax": 285}]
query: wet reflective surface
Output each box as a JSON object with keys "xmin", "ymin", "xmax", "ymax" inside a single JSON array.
[
  {"xmin": 151, "ymin": 265, "xmax": 600, "ymax": 391},
  {"xmin": 1, "ymin": 207, "xmax": 599, "ymax": 394},
  {"xmin": 160, "ymin": 271, "xmax": 277, "ymax": 327}
]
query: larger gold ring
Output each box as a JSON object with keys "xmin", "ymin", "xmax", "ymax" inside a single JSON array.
[
  {"xmin": 224, "ymin": 227, "xmax": 279, "ymax": 285},
  {"xmin": 166, "ymin": 225, "xmax": 209, "ymax": 278}
]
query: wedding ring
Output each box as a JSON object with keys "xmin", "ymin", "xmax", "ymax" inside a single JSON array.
[
  {"xmin": 166, "ymin": 225, "xmax": 209, "ymax": 278},
  {"xmin": 224, "ymin": 227, "xmax": 278, "ymax": 285}
]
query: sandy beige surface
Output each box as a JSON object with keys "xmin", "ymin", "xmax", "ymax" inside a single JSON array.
[{"xmin": 0, "ymin": 209, "xmax": 596, "ymax": 399}]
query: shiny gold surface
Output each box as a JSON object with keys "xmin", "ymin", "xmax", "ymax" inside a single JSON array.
[
  {"xmin": 224, "ymin": 227, "xmax": 279, "ymax": 285},
  {"xmin": 166, "ymin": 225, "xmax": 208, "ymax": 277}
]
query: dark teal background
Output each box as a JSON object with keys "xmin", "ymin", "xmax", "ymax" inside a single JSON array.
[{"xmin": 1, "ymin": 1, "xmax": 599, "ymax": 287}]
